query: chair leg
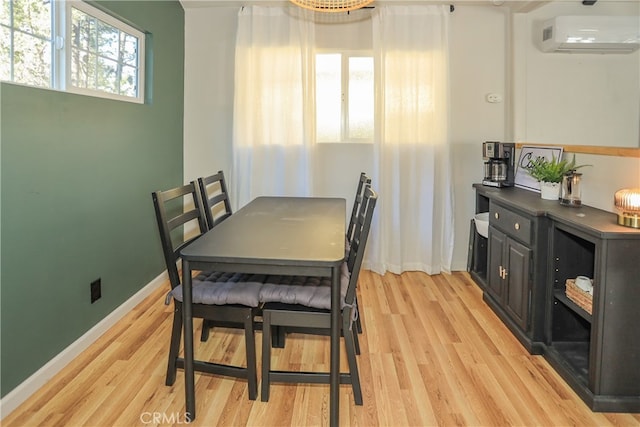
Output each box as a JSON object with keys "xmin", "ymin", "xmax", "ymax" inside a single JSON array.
[
  {"xmin": 243, "ymin": 310, "xmax": 258, "ymax": 400},
  {"xmin": 200, "ymin": 319, "xmax": 212, "ymax": 342},
  {"xmin": 344, "ymin": 314, "xmax": 363, "ymax": 405},
  {"xmin": 353, "ymin": 322, "xmax": 361, "ymax": 355},
  {"xmin": 355, "ymin": 295, "xmax": 363, "ymax": 334},
  {"xmin": 348, "ymin": 305, "xmax": 361, "ymax": 355},
  {"xmin": 261, "ymin": 311, "xmax": 272, "ymax": 402},
  {"xmin": 166, "ymin": 304, "xmax": 183, "ymax": 386}
]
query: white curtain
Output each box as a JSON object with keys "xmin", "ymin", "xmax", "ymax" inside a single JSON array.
[
  {"xmin": 231, "ymin": 6, "xmax": 316, "ymax": 209},
  {"xmin": 364, "ymin": 5, "xmax": 454, "ymax": 275},
  {"xmin": 232, "ymin": 5, "xmax": 453, "ymax": 275}
]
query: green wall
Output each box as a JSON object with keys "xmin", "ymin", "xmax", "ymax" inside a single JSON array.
[{"xmin": 0, "ymin": 1, "xmax": 184, "ymax": 397}]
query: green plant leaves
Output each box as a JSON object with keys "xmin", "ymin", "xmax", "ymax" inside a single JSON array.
[{"xmin": 525, "ymin": 154, "xmax": 590, "ymax": 183}]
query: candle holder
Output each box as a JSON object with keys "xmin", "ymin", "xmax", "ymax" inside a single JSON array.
[{"xmin": 614, "ymin": 188, "xmax": 640, "ymax": 229}]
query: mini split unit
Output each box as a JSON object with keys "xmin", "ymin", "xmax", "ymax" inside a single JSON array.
[{"xmin": 538, "ymin": 15, "xmax": 640, "ymax": 53}]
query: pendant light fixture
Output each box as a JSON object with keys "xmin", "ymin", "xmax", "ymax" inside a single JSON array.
[{"xmin": 290, "ymin": 0, "xmax": 374, "ymax": 13}]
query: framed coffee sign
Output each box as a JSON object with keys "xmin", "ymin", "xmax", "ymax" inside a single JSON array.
[{"xmin": 515, "ymin": 145, "xmax": 563, "ymax": 192}]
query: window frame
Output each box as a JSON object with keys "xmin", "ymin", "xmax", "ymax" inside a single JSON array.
[
  {"xmin": 315, "ymin": 49, "xmax": 374, "ymax": 144},
  {"xmin": 65, "ymin": 1, "xmax": 145, "ymax": 104},
  {"xmin": 1, "ymin": 0, "xmax": 145, "ymax": 104}
]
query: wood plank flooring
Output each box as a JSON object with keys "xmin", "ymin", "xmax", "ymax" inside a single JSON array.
[{"xmin": 4, "ymin": 271, "xmax": 640, "ymax": 426}]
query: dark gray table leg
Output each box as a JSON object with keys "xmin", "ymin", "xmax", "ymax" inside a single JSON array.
[
  {"xmin": 182, "ymin": 260, "xmax": 196, "ymax": 421},
  {"xmin": 330, "ymin": 265, "xmax": 340, "ymax": 427}
]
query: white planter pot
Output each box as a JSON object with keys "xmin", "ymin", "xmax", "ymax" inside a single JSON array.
[{"xmin": 540, "ymin": 182, "xmax": 560, "ymax": 200}]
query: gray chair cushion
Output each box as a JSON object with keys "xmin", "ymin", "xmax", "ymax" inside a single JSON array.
[
  {"xmin": 259, "ymin": 262, "xmax": 350, "ymax": 310},
  {"xmin": 171, "ymin": 271, "xmax": 266, "ymax": 307}
]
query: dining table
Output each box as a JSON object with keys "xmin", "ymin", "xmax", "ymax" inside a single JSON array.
[{"xmin": 180, "ymin": 196, "xmax": 346, "ymax": 426}]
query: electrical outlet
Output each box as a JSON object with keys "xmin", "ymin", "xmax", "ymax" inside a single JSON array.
[{"xmin": 90, "ymin": 279, "xmax": 101, "ymax": 304}]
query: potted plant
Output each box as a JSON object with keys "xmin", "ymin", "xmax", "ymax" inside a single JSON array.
[{"xmin": 525, "ymin": 154, "xmax": 588, "ymax": 200}]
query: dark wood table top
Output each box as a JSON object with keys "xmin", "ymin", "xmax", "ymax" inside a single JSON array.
[{"xmin": 181, "ymin": 196, "xmax": 346, "ymax": 267}]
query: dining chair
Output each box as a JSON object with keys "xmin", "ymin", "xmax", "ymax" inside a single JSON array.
[
  {"xmin": 258, "ymin": 185, "xmax": 378, "ymax": 405},
  {"xmin": 348, "ymin": 172, "xmax": 370, "ymax": 335},
  {"xmin": 198, "ymin": 170, "xmax": 233, "ymax": 231},
  {"xmin": 272, "ymin": 172, "xmax": 371, "ymax": 349},
  {"xmin": 268, "ymin": 172, "xmax": 372, "ymax": 351},
  {"xmin": 151, "ymin": 181, "xmax": 263, "ymax": 400},
  {"xmin": 197, "ymin": 171, "xmax": 235, "ymax": 341},
  {"xmin": 347, "ymin": 172, "xmax": 371, "ymax": 248}
]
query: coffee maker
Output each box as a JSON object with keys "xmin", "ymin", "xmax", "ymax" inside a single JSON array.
[{"xmin": 482, "ymin": 141, "xmax": 515, "ymax": 187}]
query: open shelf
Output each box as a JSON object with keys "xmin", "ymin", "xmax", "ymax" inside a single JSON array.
[
  {"xmin": 552, "ymin": 228, "xmax": 595, "ymax": 294},
  {"xmin": 548, "ymin": 341, "xmax": 590, "ymax": 386},
  {"xmin": 469, "ymin": 231, "xmax": 487, "ymax": 283},
  {"xmin": 550, "ymin": 225, "xmax": 595, "ymax": 393},
  {"xmin": 554, "ymin": 289, "xmax": 592, "ymax": 323},
  {"xmin": 468, "ymin": 193, "xmax": 489, "ymax": 291}
]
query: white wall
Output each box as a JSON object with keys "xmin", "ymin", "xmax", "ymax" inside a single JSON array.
[
  {"xmin": 183, "ymin": 6, "xmax": 238, "ymax": 183},
  {"xmin": 183, "ymin": 4, "xmax": 638, "ymax": 272},
  {"xmin": 512, "ymin": 1, "xmax": 640, "ymax": 212},
  {"xmin": 575, "ymin": 154, "xmax": 640, "ymax": 211},
  {"xmin": 449, "ymin": 5, "xmax": 510, "ymax": 270},
  {"xmin": 513, "ymin": 1, "xmax": 639, "ymax": 148}
]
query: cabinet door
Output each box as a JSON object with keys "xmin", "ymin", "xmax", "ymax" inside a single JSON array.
[
  {"xmin": 487, "ymin": 226, "xmax": 506, "ymax": 301},
  {"xmin": 504, "ymin": 238, "xmax": 531, "ymax": 330}
]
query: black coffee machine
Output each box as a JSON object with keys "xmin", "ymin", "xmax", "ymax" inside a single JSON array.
[{"xmin": 482, "ymin": 141, "xmax": 515, "ymax": 187}]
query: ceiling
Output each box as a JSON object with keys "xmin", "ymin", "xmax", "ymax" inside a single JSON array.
[{"xmin": 179, "ymin": 0, "xmax": 552, "ymax": 12}]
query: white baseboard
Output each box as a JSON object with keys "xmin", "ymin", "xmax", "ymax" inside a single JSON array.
[{"xmin": 0, "ymin": 271, "xmax": 168, "ymax": 420}]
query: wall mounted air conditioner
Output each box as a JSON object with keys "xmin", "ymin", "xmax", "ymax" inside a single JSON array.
[{"xmin": 538, "ymin": 16, "xmax": 640, "ymax": 54}]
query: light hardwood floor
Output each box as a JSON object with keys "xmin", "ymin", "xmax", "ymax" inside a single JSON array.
[{"xmin": 3, "ymin": 271, "xmax": 640, "ymax": 426}]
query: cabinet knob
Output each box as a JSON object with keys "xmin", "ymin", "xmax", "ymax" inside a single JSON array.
[
  {"xmin": 515, "ymin": 223, "xmax": 520, "ymax": 230},
  {"xmin": 495, "ymin": 212, "xmax": 499, "ymax": 219}
]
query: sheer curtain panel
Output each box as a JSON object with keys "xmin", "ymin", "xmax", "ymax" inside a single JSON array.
[
  {"xmin": 365, "ymin": 5, "xmax": 454, "ymax": 275},
  {"xmin": 232, "ymin": 6, "xmax": 316, "ymax": 209}
]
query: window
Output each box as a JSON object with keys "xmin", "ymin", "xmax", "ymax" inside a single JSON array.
[
  {"xmin": 0, "ymin": 0, "xmax": 52, "ymax": 87},
  {"xmin": 1, "ymin": 0, "xmax": 145, "ymax": 103},
  {"xmin": 315, "ymin": 52, "xmax": 374, "ymax": 143},
  {"xmin": 68, "ymin": 2, "xmax": 143, "ymax": 101}
]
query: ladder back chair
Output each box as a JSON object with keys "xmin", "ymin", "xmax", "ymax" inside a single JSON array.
[
  {"xmin": 272, "ymin": 172, "xmax": 371, "ymax": 348},
  {"xmin": 347, "ymin": 172, "xmax": 372, "ymax": 246},
  {"xmin": 151, "ymin": 181, "xmax": 263, "ymax": 400},
  {"xmin": 198, "ymin": 170, "xmax": 233, "ymax": 231},
  {"xmin": 258, "ymin": 185, "xmax": 378, "ymax": 405},
  {"xmin": 197, "ymin": 171, "xmax": 236, "ymax": 340},
  {"xmin": 348, "ymin": 172, "xmax": 370, "ymax": 335}
]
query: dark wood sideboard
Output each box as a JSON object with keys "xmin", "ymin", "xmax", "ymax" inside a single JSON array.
[{"xmin": 471, "ymin": 184, "xmax": 640, "ymax": 413}]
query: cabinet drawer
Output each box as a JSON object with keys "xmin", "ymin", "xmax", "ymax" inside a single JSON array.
[{"xmin": 490, "ymin": 204, "xmax": 532, "ymax": 245}]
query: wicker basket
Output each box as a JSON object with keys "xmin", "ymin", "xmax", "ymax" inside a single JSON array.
[{"xmin": 565, "ymin": 279, "xmax": 593, "ymax": 315}]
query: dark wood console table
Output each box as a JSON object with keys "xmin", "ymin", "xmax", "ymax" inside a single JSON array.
[{"xmin": 471, "ymin": 184, "xmax": 640, "ymax": 412}]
